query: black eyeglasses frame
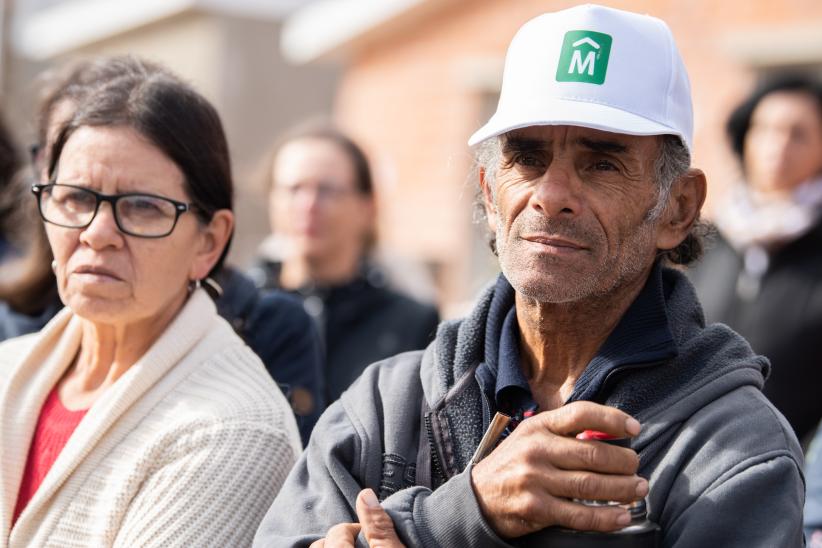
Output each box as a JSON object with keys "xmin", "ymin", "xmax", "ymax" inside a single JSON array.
[{"xmin": 31, "ymin": 182, "xmax": 198, "ymax": 239}]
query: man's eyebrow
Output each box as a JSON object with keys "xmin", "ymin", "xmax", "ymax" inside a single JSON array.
[
  {"xmin": 577, "ymin": 137, "xmax": 629, "ymax": 154},
  {"xmin": 502, "ymin": 137, "xmax": 547, "ymax": 153}
]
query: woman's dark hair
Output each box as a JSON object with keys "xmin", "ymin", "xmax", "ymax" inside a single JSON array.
[
  {"xmin": 0, "ymin": 113, "xmax": 18, "ymax": 194},
  {"xmin": 0, "ymin": 111, "xmax": 51, "ymax": 314},
  {"xmin": 48, "ymin": 59, "xmax": 234, "ymax": 277},
  {"xmin": 726, "ymin": 74, "xmax": 822, "ymax": 163},
  {"xmin": 0, "ymin": 111, "xmax": 21, "ymax": 235}
]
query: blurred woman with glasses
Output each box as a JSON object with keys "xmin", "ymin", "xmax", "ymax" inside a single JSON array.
[{"xmin": 0, "ymin": 59, "xmax": 301, "ymax": 546}]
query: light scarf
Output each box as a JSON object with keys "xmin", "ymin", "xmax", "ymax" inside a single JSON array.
[
  {"xmin": 714, "ymin": 175, "xmax": 822, "ymax": 252},
  {"xmin": 713, "ymin": 175, "xmax": 822, "ymax": 300}
]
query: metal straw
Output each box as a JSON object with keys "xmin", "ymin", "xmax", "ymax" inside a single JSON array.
[{"xmin": 469, "ymin": 412, "xmax": 512, "ymax": 466}]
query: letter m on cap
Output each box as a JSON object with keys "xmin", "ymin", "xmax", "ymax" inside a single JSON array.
[{"xmin": 556, "ymin": 30, "xmax": 612, "ymax": 85}]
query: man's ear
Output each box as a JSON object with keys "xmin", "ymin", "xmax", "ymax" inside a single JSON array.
[
  {"xmin": 656, "ymin": 168, "xmax": 707, "ymax": 251},
  {"xmin": 190, "ymin": 209, "xmax": 234, "ymax": 281},
  {"xmin": 479, "ymin": 167, "xmax": 498, "ymax": 233}
]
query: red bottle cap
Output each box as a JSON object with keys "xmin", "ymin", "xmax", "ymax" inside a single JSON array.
[
  {"xmin": 577, "ymin": 430, "xmax": 619, "ymax": 440},
  {"xmin": 576, "ymin": 430, "xmax": 630, "ymax": 447}
]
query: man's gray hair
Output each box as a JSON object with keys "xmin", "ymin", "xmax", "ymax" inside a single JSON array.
[{"xmin": 475, "ymin": 132, "xmax": 706, "ymax": 266}]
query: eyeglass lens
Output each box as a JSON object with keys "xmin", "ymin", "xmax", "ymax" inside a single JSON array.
[{"xmin": 39, "ymin": 185, "xmax": 181, "ymax": 237}]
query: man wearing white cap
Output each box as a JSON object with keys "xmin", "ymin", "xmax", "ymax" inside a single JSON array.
[{"xmin": 255, "ymin": 5, "xmax": 804, "ymax": 547}]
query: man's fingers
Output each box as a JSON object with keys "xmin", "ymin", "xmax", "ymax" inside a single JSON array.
[
  {"xmin": 546, "ymin": 496, "xmax": 632, "ymax": 533},
  {"xmin": 550, "ymin": 438, "xmax": 639, "ymax": 475},
  {"xmin": 355, "ymin": 489, "xmax": 406, "ymax": 548},
  {"xmin": 320, "ymin": 523, "xmax": 361, "ymax": 548},
  {"xmin": 544, "ymin": 470, "xmax": 648, "ymax": 503},
  {"xmin": 523, "ymin": 434, "xmax": 639, "ymax": 475},
  {"xmin": 536, "ymin": 401, "xmax": 641, "ymax": 439}
]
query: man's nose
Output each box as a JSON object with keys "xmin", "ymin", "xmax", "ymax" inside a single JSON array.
[{"xmin": 529, "ymin": 162, "xmax": 582, "ymax": 217}]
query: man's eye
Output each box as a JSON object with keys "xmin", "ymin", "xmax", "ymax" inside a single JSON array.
[
  {"xmin": 593, "ymin": 160, "xmax": 618, "ymax": 171},
  {"xmin": 514, "ymin": 153, "xmax": 544, "ymax": 168}
]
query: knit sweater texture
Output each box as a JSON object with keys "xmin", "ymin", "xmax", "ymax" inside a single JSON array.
[{"xmin": 0, "ymin": 288, "xmax": 302, "ymax": 547}]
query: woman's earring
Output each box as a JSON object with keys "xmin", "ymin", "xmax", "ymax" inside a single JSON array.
[
  {"xmin": 51, "ymin": 260, "xmax": 57, "ymax": 272},
  {"xmin": 202, "ymin": 277, "xmax": 223, "ymax": 298}
]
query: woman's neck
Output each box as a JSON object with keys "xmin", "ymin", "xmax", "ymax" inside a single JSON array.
[{"xmin": 58, "ymin": 290, "xmax": 188, "ymax": 410}]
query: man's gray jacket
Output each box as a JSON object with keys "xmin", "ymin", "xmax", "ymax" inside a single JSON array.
[{"xmin": 254, "ymin": 267, "xmax": 805, "ymax": 547}]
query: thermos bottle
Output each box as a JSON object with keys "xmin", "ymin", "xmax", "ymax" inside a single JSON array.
[{"xmin": 516, "ymin": 431, "xmax": 661, "ymax": 548}]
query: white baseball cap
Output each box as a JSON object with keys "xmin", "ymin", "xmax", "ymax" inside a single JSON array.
[{"xmin": 468, "ymin": 4, "xmax": 694, "ymax": 153}]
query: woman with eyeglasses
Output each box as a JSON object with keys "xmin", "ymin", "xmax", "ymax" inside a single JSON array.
[
  {"xmin": 4, "ymin": 57, "xmax": 324, "ymax": 446},
  {"xmin": 0, "ymin": 61, "xmax": 301, "ymax": 546}
]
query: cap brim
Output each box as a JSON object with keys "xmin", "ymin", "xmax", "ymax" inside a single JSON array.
[{"xmin": 468, "ymin": 98, "xmax": 690, "ymax": 151}]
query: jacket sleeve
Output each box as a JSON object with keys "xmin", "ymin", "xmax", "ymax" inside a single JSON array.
[
  {"xmin": 663, "ymin": 454, "xmax": 805, "ymax": 547},
  {"xmin": 113, "ymin": 422, "xmax": 299, "ymax": 548},
  {"xmin": 250, "ymin": 291, "xmax": 326, "ymax": 446},
  {"xmin": 379, "ymin": 468, "xmax": 512, "ymax": 547},
  {"xmin": 252, "ymin": 387, "xmax": 512, "ymax": 548},
  {"xmin": 805, "ymin": 424, "xmax": 822, "ymax": 540},
  {"xmin": 252, "ymin": 400, "xmax": 370, "ymax": 547}
]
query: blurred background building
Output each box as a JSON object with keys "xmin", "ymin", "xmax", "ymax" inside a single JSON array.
[
  {"xmin": 2, "ymin": 0, "xmax": 339, "ymax": 267},
  {"xmin": 2, "ymin": 0, "xmax": 822, "ymax": 315}
]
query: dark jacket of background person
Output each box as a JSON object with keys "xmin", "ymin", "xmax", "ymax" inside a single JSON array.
[
  {"xmin": 251, "ymin": 259, "xmax": 439, "ymax": 403},
  {"xmin": 254, "ymin": 266, "xmax": 804, "ymax": 547},
  {"xmin": 0, "ymin": 295, "xmax": 63, "ymax": 341},
  {"xmin": 689, "ymin": 75, "xmax": 822, "ymax": 444},
  {"xmin": 690, "ymin": 221, "xmax": 822, "ymax": 444},
  {"xmin": 806, "ymin": 424, "xmax": 822, "ymax": 545},
  {"xmin": 215, "ymin": 267, "xmax": 324, "ymax": 444}
]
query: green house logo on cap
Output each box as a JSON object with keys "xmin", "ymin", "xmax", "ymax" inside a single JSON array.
[{"xmin": 556, "ymin": 30, "xmax": 612, "ymax": 85}]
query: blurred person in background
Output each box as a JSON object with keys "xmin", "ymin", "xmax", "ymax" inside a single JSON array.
[
  {"xmin": 0, "ymin": 111, "xmax": 61, "ymax": 340},
  {"xmin": 12, "ymin": 57, "xmax": 324, "ymax": 443},
  {"xmin": 0, "ymin": 61, "xmax": 302, "ymax": 546},
  {"xmin": 0, "ymin": 173, "xmax": 59, "ymax": 340},
  {"xmin": 0, "ymin": 113, "xmax": 21, "ymax": 263},
  {"xmin": 689, "ymin": 75, "xmax": 822, "ymax": 445},
  {"xmin": 252, "ymin": 124, "xmax": 439, "ymax": 403}
]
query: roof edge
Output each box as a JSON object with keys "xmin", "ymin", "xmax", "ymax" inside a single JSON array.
[
  {"xmin": 13, "ymin": 0, "xmax": 299, "ymax": 60},
  {"xmin": 281, "ymin": 0, "xmax": 424, "ymax": 64}
]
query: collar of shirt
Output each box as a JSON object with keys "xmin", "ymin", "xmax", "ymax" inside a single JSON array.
[{"xmin": 475, "ymin": 261, "xmax": 678, "ymax": 420}]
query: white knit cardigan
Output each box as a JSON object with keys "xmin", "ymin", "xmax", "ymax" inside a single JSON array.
[{"xmin": 0, "ymin": 289, "xmax": 302, "ymax": 547}]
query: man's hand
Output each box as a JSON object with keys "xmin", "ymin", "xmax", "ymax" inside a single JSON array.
[
  {"xmin": 309, "ymin": 489, "xmax": 406, "ymax": 547},
  {"xmin": 470, "ymin": 401, "xmax": 648, "ymax": 539}
]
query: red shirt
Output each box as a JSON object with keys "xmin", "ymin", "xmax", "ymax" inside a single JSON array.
[{"xmin": 13, "ymin": 387, "xmax": 88, "ymax": 525}]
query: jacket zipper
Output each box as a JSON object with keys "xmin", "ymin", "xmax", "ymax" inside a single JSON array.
[{"xmin": 424, "ymin": 412, "xmax": 445, "ymax": 485}]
